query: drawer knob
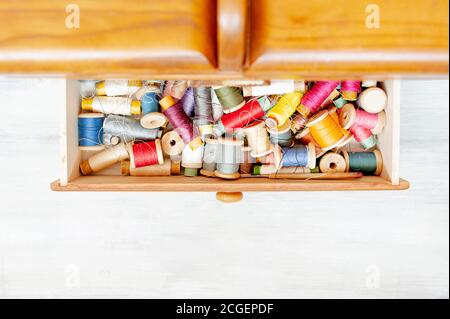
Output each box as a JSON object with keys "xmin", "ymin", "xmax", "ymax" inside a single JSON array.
[{"xmin": 216, "ymin": 192, "xmax": 243, "ymax": 203}]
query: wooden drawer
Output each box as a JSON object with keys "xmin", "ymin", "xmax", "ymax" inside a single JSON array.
[{"xmin": 51, "ymin": 79, "xmax": 409, "ymax": 195}]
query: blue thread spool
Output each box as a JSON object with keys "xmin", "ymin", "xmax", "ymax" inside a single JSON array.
[
  {"xmin": 215, "ymin": 137, "xmax": 244, "ymax": 179},
  {"xmin": 78, "ymin": 113, "xmax": 104, "ymax": 148},
  {"xmin": 267, "ymin": 121, "xmax": 293, "ymax": 147},
  {"xmin": 141, "ymin": 92, "xmax": 160, "ymax": 115},
  {"xmin": 281, "ymin": 143, "xmax": 316, "ymax": 169}
]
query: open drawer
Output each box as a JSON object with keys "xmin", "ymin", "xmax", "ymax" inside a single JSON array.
[{"xmin": 51, "ymin": 79, "xmax": 409, "ymax": 197}]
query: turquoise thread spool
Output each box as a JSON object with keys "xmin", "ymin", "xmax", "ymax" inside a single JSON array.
[
  {"xmin": 215, "ymin": 137, "xmax": 244, "ymax": 179},
  {"xmin": 341, "ymin": 149, "xmax": 383, "ymax": 176},
  {"xmin": 78, "ymin": 113, "xmax": 104, "ymax": 149},
  {"xmin": 141, "ymin": 92, "xmax": 160, "ymax": 114}
]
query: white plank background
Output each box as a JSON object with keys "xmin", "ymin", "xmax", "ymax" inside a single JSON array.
[{"xmin": 0, "ymin": 78, "xmax": 448, "ymax": 299}]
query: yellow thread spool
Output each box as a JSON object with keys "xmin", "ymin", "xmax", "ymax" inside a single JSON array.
[
  {"xmin": 306, "ymin": 110, "xmax": 349, "ymax": 151},
  {"xmin": 266, "ymin": 92, "xmax": 303, "ymax": 129}
]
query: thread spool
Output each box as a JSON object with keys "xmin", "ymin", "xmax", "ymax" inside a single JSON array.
[
  {"xmin": 103, "ymin": 115, "xmax": 161, "ymax": 145},
  {"xmin": 240, "ymin": 146, "xmax": 255, "ymax": 174},
  {"xmin": 181, "ymin": 144, "xmax": 204, "ymax": 177},
  {"xmin": 78, "ymin": 113, "xmax": 104, "ymax": 150},
  {"xmin": 243, "ymin": 121, "xmax": 272, "ymax": 158},
  {"xmin": 213, "ymin": 86, "xmax": 245, "ymax": 113},
  {"xmin": 82, "ymin": 96, "xmax": 141, "ymax": 116},
  {"xmin": 121, "ymin": 159, "xmax": 176, "ymax": 176},
  {"xmin": 319, "ymin": 152, "xmax": 347, "ymax": 173},
  {"xmin": 215, "ymin": 137, "xmax": 244, "ymax": 180},
  {"xmin": 349, "ymin": 125, "xmax": 377, "ymax": 149},
  {"xmin": 200, "ymin": 137, "xmax": 219, "ymax": 177},
  {"xmin": 140, "ymin": 112, "xmax": 168, "ymax": 130},
  {"xmin": 266, "ymin": 92, "xmax": 303, "ymax": 128},
  {"xmin": 181, "ymin": 87, "xmax": 195, "ymax": 117},
  {"xmin": 340, "ymin": 104, "xmax": 386, "ymax": 134},
  {"xmin": 267, "ymin": 120, "xmax": 293, "ymax": 147},
  {"xmin": 211, "ymin": 88, "xmax": 224, "ymax": 122},
  {"xmin": 161, "ymin": 131, "xmax": 185, "ymax": 156},
  {"xmin": 253, "ymin": 165, "xmax": 313, "ymax": 175},
  {"xmin": 80, "ymin": 80, "xmax": 97, "ymax": 98},
  {"xmin": 130, "ymin": 139, "xmax": 164, "ymax": 168},
  {"xmin": 134, "ymin": 85, "xmax": 160, "ymax": 101},
  {"xmin": 290, "ymin": 114, "xmax": 308, "ymax": 133},
  {"xmin": 298, "ymin": 81, "xmax": 340, "ymax": 118},
  {"xmin": 333, "ymin": 96, "xmax": 348, "ymax": 109},
  {"xmin": 95, "ymin": 80, "xmax": 142, "ymax": 97},
  {"xmin": 160, "ymin": 95, "xmax": 203, "ymax": 150},
  {"xmin": 141, "ymin": 92, "xmax": 160, "ymax": 114},
  {"xmin": 80, "ymin": 142, "xmax": 129, "ymax": 175},
  {"xmin": 193, "ymin": 87, "xmax": 214, "ymax": 135},
  {"xmin": 306, "ymin": 110, "xmax": 350, "ymax": 151},
  {"xmin": 362, "ymin": 80, "xmax": 378, "ymax": 88},
  {"xmin": 341, "ymin": 81, "xmax": 361, "ymax": 101},
  {"xmin": 280, "ymin": 143, "xmax": 316, "ymax": 169},
  {"xmin": 242, "ymin": 80, "xmax": 306, "ymax": 97},
  {"xmin": 163, "ymin": 80, "xmax": 189, "ymax": 100},
  {"xmin": 215, "ymin": 96, "xmax": 272, "ymax": 135},
  {"xmin": 341, "ymin": 149, "xmax": 383, "ymax": 176},
  {"xmin": 357, "ymin": 87, "xmax": 387, "ymax": 113}
]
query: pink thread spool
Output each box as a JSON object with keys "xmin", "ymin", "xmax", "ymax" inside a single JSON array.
[
  {"xmin": 341, "ymin": 81, "xmax": 361, "ymax": 101},
  {"xmin": 297, "ymin": 81, "xmax": 340, "ymax": 118},
  {"xmin": 350, "ymin": 125, "xmax": 377, "ymax": 150},
  {"xmin": 340, "ymin": 104, "xmax": 386, "ymax": 134}
]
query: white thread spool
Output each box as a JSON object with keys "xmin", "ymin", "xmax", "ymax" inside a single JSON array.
[
  {"xmin": 80, "ymin": 142, "xmax": 130, "ymax": 175},
  {"xmin": 319, "ymin": 152, "xmax": 347, "ymax": 173},
  {"xmin": 161, "ymin": 131, "xmax": 185, "ymax": 156},
  {"xmin": 82, "ymin": 96, "xmax": 141, "ymax": 116},
  {"xmin": 96, "ymin": 80, "xmax": 142, "ymax": 97},
  {"xmin": 357, "ymin": 87, "xmax": 387, "ymax": 113},
  {"xmin": 243, "ymin": 121, "xmax": 272, "ymax": 158}
]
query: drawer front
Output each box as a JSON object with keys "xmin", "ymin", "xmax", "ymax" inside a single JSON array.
[{"xmin": 52, "ymin": 80, "xmax": 408, "ymax": 193}]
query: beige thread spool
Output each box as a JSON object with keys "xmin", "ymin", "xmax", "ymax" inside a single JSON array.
[
  {"xmin": 95, "ymin": 80, "xmax": 142, "ymax": 97},
  {"xmin": 140, "ymin": 112, "xmax": 168, "ymax": 129},
  {"xmin": 161, "ymin": 131, "xmax": 185, "ymax": 156},
  {"xmin": 243, "ymin": 121, "xmax": 272, "ymax": 158},
  {"xmin": 121, "ymin": 159, "xmax": 180, "ymax": 176},
  {"xmin": 357, "ymin": 87, "xmax": 387, "ymax": 113},
  {"xmin": 319, "ymin": 152, "xmax": 347, "ymax": 173},
  {"xmin": 80, "ymin": 142, "xmax": 129, "ymax": 175}
]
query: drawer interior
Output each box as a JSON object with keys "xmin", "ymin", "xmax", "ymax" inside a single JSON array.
[{"xmin": 52, "ymin": 80, "xmax": 409, "ymax": 192}]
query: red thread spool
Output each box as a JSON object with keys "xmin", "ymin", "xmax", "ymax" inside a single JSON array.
[
  {"xmin": 298, "ymin": 81, "xmax": 340, "ymax": 118},
  {"xmin": 131, "ymin": 140, "xmax": 164, "ymax": 168},
  {"xmin": 341, "ymin": 81, "xmax": 361, "ymax": 101}
]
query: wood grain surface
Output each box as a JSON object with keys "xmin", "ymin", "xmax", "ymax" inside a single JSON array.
[
  {"xmin": 0, "ymin": 0, "xmax": 217, "ymax": 76},
  {"xmin": 248, "ymin": 0, "xmax": 449, "ymax": 77}
]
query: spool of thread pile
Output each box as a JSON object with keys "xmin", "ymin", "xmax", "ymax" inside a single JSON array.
[
  {"xmin": 266, "ymin": 92, "xmax": 303, "ymax": 128},
  {"xmin": 82, "ymin": 97, "xmax": 141, "ymax": 116},
  {"xmin": 215, "ymin": 137, "xmax": 244, "ymax": 180},
  {"xmin": 193, "ymin": 87, "xmax": 214, "ymax": 135},
  {"xmin": 319, "ymin": 152, "xmax": 347, "ymax": 173},
  {"xmin": 130, "ymin": 140, "xmax": 164, "ymax": 168},
  {"xmin": 80, "ymin": 142, "xmax": 130, "ymax": 175},
  {"xmin": 215, "ymin": 97, "xmax": 272, "ymax": 135},
  {"xmin": 341, "ymin": 81, "xmax": 361, "ymax": 101},
  {"xmin": 201, "ymin": 137, "xmax": 219, "ymax": 176},
  {"xmin": 160, "ymin": 95, "xmax": 203, "ymax": 150},
  {"xmin": 103, "ymin": 115, "xmax": 161, "ymax": 145},
  {"xmin": 341, "ymin": 149, "xmax": 383, "ymax": 175},
  {"xmin": 306, "ymin": 110, "xmax": 351, "ymax": 151},
  {"xmin": 181, "ymin": 144, "xmax": 204, "ymax": 177},
  {"xmin": 243, "ymin": 121, "xmax": 272, "ymax": 158},
  {"xmin": 297, "ymin": 81, "xmax": 340, "ymax": 118},
  {"xmin": 349, "ymin": 125, "xmax": 377, "ymax": 150},
  {"xmin": 78, "ymin": 113, "xmax": 104, "ymax": 149},
  {"xmin": 340, "ymin": 104, "xmax": 386, "ymax": 134},
  {"xmin": 267, "ymin": 121, "xmax": 293, "ymax": 147},
  {"xmin": 95, "ymin": 80, "xmax": 142, "ymax": 97},
  {"xmin": 213, "ymin": 86, "xmax": 245, "ymax": 113}
]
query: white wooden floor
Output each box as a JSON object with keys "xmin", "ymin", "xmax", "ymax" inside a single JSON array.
[{"xmin": 0, "ymin": 78, "xmax": 448, "ymax": 299}]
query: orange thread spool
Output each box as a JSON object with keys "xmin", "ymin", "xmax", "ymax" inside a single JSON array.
[{"xmin": 306, "ymin": 110, "xmax": 349, "ymax": 151}]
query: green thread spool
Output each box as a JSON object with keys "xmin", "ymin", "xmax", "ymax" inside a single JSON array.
[
  {"xmin": 341, "ymin": 149, "xmax": 383, "ymax": 176},
  {"xmin": 215, "ymin": 137, "xmax": 244, "ymax": 179},
  {"xmin": 333, "ymin": 96, "xmax": 348, "ymax": 109},
  {"xmin": 213, "ymin": 86, "xmax": 245, "ymax": 113}
]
